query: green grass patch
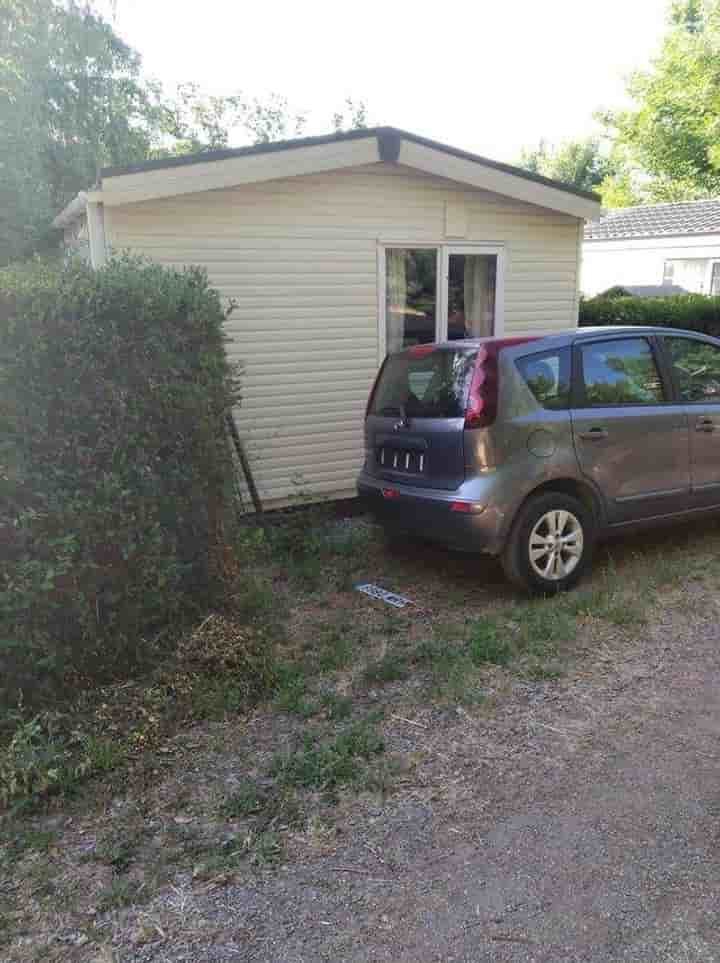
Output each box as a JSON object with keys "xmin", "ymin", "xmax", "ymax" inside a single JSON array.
[
  {"xmin": 316, "ymin": 625, "xmax": 357, "ymax": 672},
  {"xmin": 219, "ymin": 780, "xmax": 266, "ymax": 818},
  {"xmin": 96, "ymin": 877, "xmax": 147, "ymax": 913},
  {"xmin": 319, "ymin": 692, "xmax": 353, "ymax": 721},
  {"xmin": 362, "ymin": 652, "xmax": 409, "ymax": 685},
  {"xmin": 271, "ymin": 717, "xmax": 384, "ymax": 791},
  {"xmin": 468, "ymin": 618, "xmax": 513, "ymax": 665},
  {"xmin": 273, "ymin": 664, "xmax": 318, "ymax": 717}
]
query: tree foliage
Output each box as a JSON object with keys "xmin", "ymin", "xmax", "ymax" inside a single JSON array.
[
  {"xmin": 0, "ymin": 0, "xmax": 369, "ymax": 265},
  {"xmin": 517, "ymin": 138, "xmax": 616, "ymax": 193},
  {"xmin": 603, "ymin": 0, "xmax": 720, "ymax": 202}
]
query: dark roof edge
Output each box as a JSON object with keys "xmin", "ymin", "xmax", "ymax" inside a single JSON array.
[{"xmin": 100, "ymin": 126, "xmax": 600, "ymax": 204}]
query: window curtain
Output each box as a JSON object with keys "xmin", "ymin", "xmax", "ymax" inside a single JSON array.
[
  {"xmin": 386, "ymin": 249, "xmax": 407, "ymax": 353},
  {"xmin": 463, "ymin": 256, "xmax": 496, "ymax": 337}
]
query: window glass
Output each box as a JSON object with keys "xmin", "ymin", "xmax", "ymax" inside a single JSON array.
[
  {"xmin": 580, "ymin": 338, "xmax": 664, "ymax": 406},
  {"xmin": 371, "ymin": 348, "xmax": 476, "ymax": 419},
  {"xmin": 447, "ymin": 254, "xmax": 497, "ymax": 340},
  {"xmin": 386, "ymin": 249, "xmax": 437, "ymax": 353},
  {"xmin": 516, "ymin": 348, "xmax": 571, "ymax": 410},
  {"xmin": 665, "ymin": 336, "xmax": 720, "ymax": 403}
]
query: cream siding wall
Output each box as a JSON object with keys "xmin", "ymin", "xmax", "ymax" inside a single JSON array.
[{"xmin": 105, "ymin": 163, "xmax": 582, "ymax": 507}]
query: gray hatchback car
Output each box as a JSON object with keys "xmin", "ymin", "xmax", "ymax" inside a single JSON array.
[{"xmin": 357, "ymin": 326, "xmax": 720, "ymax": 593}]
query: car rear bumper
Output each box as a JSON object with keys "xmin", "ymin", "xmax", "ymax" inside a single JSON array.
[{"xmin": 357, "ymin": 470, "xmax": 505, "ymax": 555}]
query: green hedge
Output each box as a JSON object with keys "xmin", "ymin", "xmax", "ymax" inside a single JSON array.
[
  {"xmin": 0, "ymin": 255, "xmax": 240, "ymax": 706},
  {"xmin": 579, "ymin": 293, "xmax": 720, "ymax": 335}
]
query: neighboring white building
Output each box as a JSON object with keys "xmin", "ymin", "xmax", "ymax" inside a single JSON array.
[
  {"xmin": 582, "ymin": 199, "xmax": 720, "ymax": 298},
  {"xmin": 53, "ymin": 127, "xmax": 600, "ymax": 509}
]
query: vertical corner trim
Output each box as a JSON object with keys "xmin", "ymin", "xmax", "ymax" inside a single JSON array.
[{"xmin": 86, "ymin": 200, "xmax": 107, "ymax": 269}]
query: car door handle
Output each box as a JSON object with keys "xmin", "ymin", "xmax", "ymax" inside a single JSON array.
[
  {"xmin": 696, "ymin": 417, "xmax": 716, "ymax": 432},
  {"xmin": 578, "ymin": 427, "xmax": 608, "ymax": 441}
]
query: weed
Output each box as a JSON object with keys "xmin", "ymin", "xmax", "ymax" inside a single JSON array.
[
  {"xmin": 97, "ymin": 877, "xmax": 147, "ymax": 913},
  {"xmin": 512, "ymin": 601, "xmax": 576, "ymax": 656},
  {"xmin": 92, "ymin": 830, "xmax": 142, "ymax": 873},
  {"xmin": 468, "ymin": 618, "xmax": 513, "ymax": 666},
  {"xmin": 271, "ymin": 718, "xmax": 384, "ymax": 791},
  {"xmin": 28, "ymin": 860, "xmax": 57, "ymax": 898},
  {"xmin": 362, "ymin": 652, "xmax": 409, "ymax": 685},
  {"xmin": 248, "ymin": 829, "xmax": 283, "ymax": 866},
  {"xmin": 320, "ymin": 692, "xmax": 353, "ymax": 721},
  {"xmin": 273, "ymin": 664, "xmax": 317, "ymax": 717},
  {"xmin": 0, "ymin": 713, "xmax": 98, "ymax": 807},
  {"xmin": 358, "ymin": 757, "xmax": 401, "ymax": 797},
  {"xmin": 523, "ymin": 658, "xmax": 564, "ymax": 681},
  {"xmin": 436, "ymin": 657, "xmax": 487, "ymax": 705},
  {"xmin": 0, "ymin": 828, "xmax": 57, "ymax": 864},
  {"xmin": 219, "ymin": 780, "xmax": 266, "ymax": 818},
  {"xmin": 231, "ymin": 576, "xmax": 280, "ymax": 626},
  {"xmin": 193, "ymin": 828, "xmax": 284, "ymax": 878},
  {"xmin": 82, "ymin": 735, "xmax": 127, "ymax": 773},
  {"xmin": 316, "ymin": 626, "xmax": 356, "ymax": 672},
  {"xmin": 190, "ymin": 678, "xmax": 250, "ymax": 719}
]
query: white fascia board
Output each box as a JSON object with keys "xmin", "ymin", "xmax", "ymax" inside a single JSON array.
[
  {"xmin": 398, "ymin": 140, "xmax": 601, "ymax": 221},
  {"xmin": 583, "ymin": 234, "xmax": 720, "ymax": 254},
  {"xmin": 52, "ymin": 192, "xmax": 88, "ymax": 229},
  {"xmin": 99, "ymin": 136, "xmax": 381, "ymax": 207}
]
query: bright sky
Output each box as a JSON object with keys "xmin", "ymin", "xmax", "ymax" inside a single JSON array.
[{"xmin": 107, "ymin": 0, "xmax": 670, "ymax": 163}]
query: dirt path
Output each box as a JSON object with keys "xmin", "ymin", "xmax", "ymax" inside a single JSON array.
[{"xmin": 118, "ymin": 587, "xmax": 720, "ymax": 963}]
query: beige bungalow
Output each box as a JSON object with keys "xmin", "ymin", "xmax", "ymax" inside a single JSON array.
[{"xmin": 53, "ymin": 127, "xmax": 600, "ymax": 509}]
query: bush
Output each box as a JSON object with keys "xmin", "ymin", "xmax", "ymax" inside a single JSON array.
[
  {"xmin": 0, "ymin": 255, "xmax": 240, "ymax": 708},
  {"xmin": 580, "ymin": 293, "xmax": 720, "ymax": 335}
]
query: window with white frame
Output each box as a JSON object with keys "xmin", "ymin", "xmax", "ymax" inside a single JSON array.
[{"xmin": 383, "ymin": 245, "xmax": 502, "ymax": 353}]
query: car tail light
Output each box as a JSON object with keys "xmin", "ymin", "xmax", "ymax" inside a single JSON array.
[
  {"xmin": 450, "ymin": 500, "xmax": 485, "ymax": 514},
  {"xmin": 464, "ymin": 337, "xmax": 539, "ymax": 430},
  {"xmin": 382, "ymin": 488, "xmax": 400, "ymax": 499},
  {"xmin": 407, "ymin": 344, "xmax": 437, "ymax": 359},
  {"xmin": 450, "ymin": 500, "xmax": 473, "ymax": 513}
]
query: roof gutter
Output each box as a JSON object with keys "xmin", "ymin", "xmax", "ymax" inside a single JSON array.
[{"xmin": 52, "ymin": 191, "xmax": 88, "ymax": 229}]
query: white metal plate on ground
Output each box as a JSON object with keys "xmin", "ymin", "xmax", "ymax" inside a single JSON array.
[{"xmin": 355, "ymin": 583, "xmax": 413, "ymax": 608}]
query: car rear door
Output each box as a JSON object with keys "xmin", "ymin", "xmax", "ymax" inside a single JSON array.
[
  {"xmin": 662, "ymin": 333, "xmax": 720, "ymax": 507},
  {"xmin": 570, "ymin": 334, "xmax": 690, "ymax": 524},
  {"xmin": 364, "ymin": 345, "xmax": 476, "ymax": 491}
]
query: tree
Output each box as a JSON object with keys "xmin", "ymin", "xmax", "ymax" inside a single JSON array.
[
  {"xmin": 332, "ymin": 97, "xmax": 368, "ymax": 133},
  {"xmin": 0, "ymin": 0, "xmax": 165, "ymax": 262},
  {"xmin": 604, "ymin": 0, "xmax": 720, "ymax": 202},
  {"xmin": 0, "ymin": 0, "xmax": 370, "ymax": 265},
  {"xmin": 517, "ymin": 138, "xmax": 614, "ymax": 193}
]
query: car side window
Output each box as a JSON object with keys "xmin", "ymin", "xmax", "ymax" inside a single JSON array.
[
  {"xmin": 664, "ymin": 336, "xmax": 720, "ymax": 404},
  {"xmin": 579, "ymin": 337, "xmax": 665, "ymax": 407},
  {"xmin": 516, "ymin": 348, "xmax": 571, "ymax": 410}
]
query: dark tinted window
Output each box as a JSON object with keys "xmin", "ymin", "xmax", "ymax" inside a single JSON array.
[
  {"xmin": 665, "ymin": 336, "xmax": 720, "ymax": 403},
  {"xmin": 580, "ymin": 338, "xmax": 664, "ymax": 406},
  {"xmin": 516, "ymin": 348, "xmax": 571, "ymax": 410},
  {"xmin": 371, "ymin": 348, "xmax": 476, "ymax": 419}
]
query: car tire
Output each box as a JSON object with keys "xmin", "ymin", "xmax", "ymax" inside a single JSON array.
[{"xmin": 501, "ymin": 492, "xmax": 595, "ymax": 595}]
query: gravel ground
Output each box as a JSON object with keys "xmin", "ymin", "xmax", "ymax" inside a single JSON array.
[{"xmin": 117, "ymin": 586, "xmax": 720, "ymax": 963}]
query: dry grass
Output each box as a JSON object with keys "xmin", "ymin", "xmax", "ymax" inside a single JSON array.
[{"xmin": 3, "ymin": 509, "xmax": 720, "ymax": 959}]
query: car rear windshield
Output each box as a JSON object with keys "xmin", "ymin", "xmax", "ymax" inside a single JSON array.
[{"xmin": 370, "ymin": 348, "xmax": 477, "ymax": 419}]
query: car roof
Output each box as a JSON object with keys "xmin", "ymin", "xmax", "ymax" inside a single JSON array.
[{"xmin": 427, "ymin": 326, "xmax": 720, "ymax": 352}]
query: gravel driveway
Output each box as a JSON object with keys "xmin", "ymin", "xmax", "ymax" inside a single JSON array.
[{"xmin": 132, "ymin": 587, "xmax": 720, "ymax": 963}]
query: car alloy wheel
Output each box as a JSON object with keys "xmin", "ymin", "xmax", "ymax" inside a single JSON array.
[{"xmin": 528, "ymin": 509, "xmax": 584, "ymax": 581}]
